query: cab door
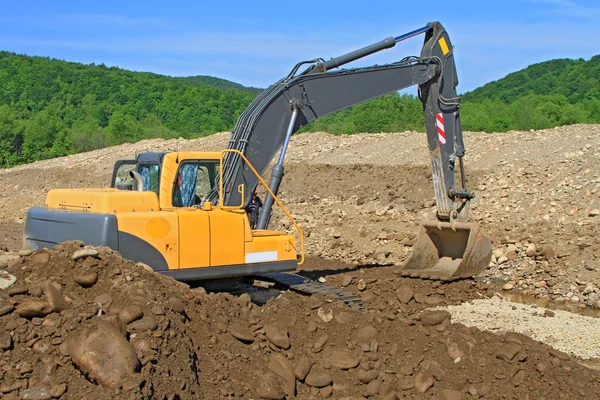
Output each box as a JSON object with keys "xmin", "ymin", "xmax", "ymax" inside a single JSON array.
[{"xmin": 172, "ymin": 160, "xmax": 217, "ymax": 269}]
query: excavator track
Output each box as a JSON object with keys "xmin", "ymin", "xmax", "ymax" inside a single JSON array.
[{"xmin": 253, "ymin": 272, "xmax": 365, "ymax": 312}]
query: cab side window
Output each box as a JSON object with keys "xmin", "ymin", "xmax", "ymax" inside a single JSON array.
[
  {"xmin": 172, "ymin": 162, "xmax": 219, "ymax": 207},
  {"xmin": 139, "ymin": 164, "xmax": 160, "ymax": 194}
]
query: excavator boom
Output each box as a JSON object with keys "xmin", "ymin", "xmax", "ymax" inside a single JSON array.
[{"xmin": 206, "ymin": 21, "xmax": 492, "ymax": 280}]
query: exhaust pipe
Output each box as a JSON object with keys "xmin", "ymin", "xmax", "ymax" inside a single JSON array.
[{"xmin": 129, "ymin": 171, "xmax": 144, "ymax": 192}]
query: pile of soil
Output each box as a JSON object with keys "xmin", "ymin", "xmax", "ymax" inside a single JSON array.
[
  {"xmin": 2, "ymin": 244, "xmax": 600, "ymax": 399},
  {"xmin": 1, "ymin": 242, "xmax": 201, "ymax": 399}
]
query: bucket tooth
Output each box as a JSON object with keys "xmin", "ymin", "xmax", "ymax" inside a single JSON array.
[{"xmin": 399, "ymin": 220, "xmax": 492, "ymax": 281}]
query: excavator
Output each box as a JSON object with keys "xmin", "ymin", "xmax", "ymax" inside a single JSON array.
[{"xmin": 23, "ymin": 22, "xmax": 492, "ymax": 284}]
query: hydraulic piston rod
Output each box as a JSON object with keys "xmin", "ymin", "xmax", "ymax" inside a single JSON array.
[
  {"xmin": 318, "ymin": 24, "xmax": 432, "ymax": 72},
  {"xmin": 256, "ymin": 106, "xmax": 299, "ymax": 230}
]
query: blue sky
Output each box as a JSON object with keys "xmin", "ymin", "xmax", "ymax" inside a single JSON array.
[{"xmin": 1, "ymin": 0, "xmax": 599, "ymax": 93}]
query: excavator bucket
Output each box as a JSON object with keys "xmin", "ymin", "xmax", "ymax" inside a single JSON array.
[{"xmin": 399, "ymin": 220, "xmax": 492, "ymax": 281}]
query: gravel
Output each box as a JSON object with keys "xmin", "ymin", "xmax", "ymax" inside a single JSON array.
[{"xmin": 439, "ymin": 295, "xmax": 600, "ymax": 360}]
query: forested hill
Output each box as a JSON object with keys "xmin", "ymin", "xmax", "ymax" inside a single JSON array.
[
  {"xmin": 181, "ymin": 75, "xmax": 262, "ymax": 94},
  {"xmin": 462, "ymin": 56, "xmax": 600, "ymax": 103},
  {"xmin": 0, "ymin": 52, "xmax": 255, "ymax": 166},
  {"xmin": 0, "ymin": 51, "xmax": 599, "ymax": 167}
]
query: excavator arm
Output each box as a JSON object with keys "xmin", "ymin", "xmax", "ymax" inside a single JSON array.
[
  {"xmin": 209, "ymin": 22, "xmax": 466, "ymax": 221},
  {"xmin": 206, "ymin": 21, "xmax": 492, "ymax": 280}
]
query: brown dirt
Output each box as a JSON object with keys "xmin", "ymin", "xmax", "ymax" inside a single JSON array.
[
  {"xmin": 0, "ymin": 126, "xmax": 599, "ymax": 397},
  {"xmin": 2, "ymin": 244, "xmax": 600, "ymax": 399}
]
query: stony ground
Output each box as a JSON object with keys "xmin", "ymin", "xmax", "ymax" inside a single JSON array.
[
  {"xmin": 2, "ymin": 243, "xmax": 600, "ymax": 399},
  {"xmin": 0, "ymin": 125, "xmax": 599, "ymax": 398}
]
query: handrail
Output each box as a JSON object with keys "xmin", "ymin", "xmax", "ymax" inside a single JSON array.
[{"xmin": 218, "ymin": 149, "xmax": 305, "ymax": 265}]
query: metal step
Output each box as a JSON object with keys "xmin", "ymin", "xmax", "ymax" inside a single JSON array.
[{"xmin": 253, "ymin": 272, "xmax": 365, "ymax": 312}]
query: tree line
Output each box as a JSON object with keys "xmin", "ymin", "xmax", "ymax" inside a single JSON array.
[{"xmin": 0, "ymin": 52, "xmax": 598, "ymax": 167}]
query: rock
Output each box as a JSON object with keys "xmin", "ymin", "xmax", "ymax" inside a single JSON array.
[
  {"xmin": 502, "ymin": 282, "xmax": 514, "ymax": 291},
  {"xmin": 357, "ymin": 279, "xmax": 367, "ymax": 291},
  {"xmin": 496, "ymin": 343, "xmax": 522, "ymax": 362},
  {"xmin": 30, "ymin": 251, "xmax": 50, "ymax": 265},
  {"xmin": 7, "ymin": 285, "xmax": 28, "ymax": 296},
  {"xmin": 328, "ymin": 350, "xmax": 360, "ymax": 370},
  {"xmin": 341, "ymin": 275, "xmax": 352, "ymax": 287},
  {"xmin": 536, "ymin": 362, "xmax": 548, "ymax": 375},
  {"xmin": 526, "ymin": 243, "xmax": 536, "ymax": 257},
  {"xmin": 21, "ymin": 386, "xmax": 52, "ymax": 400},
  {"xmin": 314, "ymin": 334, "xmax": 329, "ymax": 350},
  {"xmin": 396, "ymin": 285, "xmax": 414, "ymax": 304},
  {"xmin": 119, "ymin": 306, "xmax": 144, "ymax": 324},
  {"xmin": 308, "ymin": 296, "xmax": 323, "ymax": 310},
  {"xmin": 93, "ymin": 293, "xmax": 112, "ymax": 307},
  {"xmin": 440, "ymin": 388, "xmax": 464, "ymax": 400},
  {"xmin": 229, "ymin": 326, "xmax": 254, "ymax": 344},
  {"xmin": 72, "ymin": 248, "xmax": 99, "ymax": 261},
  {"xmin": 16, "ymin": 300, "xmax": 52, "ymax": 318},
  {"xmin": 0, "ymin": 330, "xmax": 12, "ymax": 350},
  {"xmin": 136, "ymin": 262, "xmax": 154, "ymax": 272},
  {"xmin": 505, "ymin": 249, "xmax": 518, "ymax": 260},
  {"xmin": 265, "ymin": 325, "xmax": 291, "ymax": 350},
  {"xmin": 357, "ymin": 325, "xmax": 377, "ymax": 340},
  {"xmin": 168, "ymin": 297, "xmax": 186, "ymax": 314},
  {"xmin": 0, "ymin": 270, "xmax": 17, "ymax": 290},
  {"xmin": 43, "ymin": 284, "xmax": 68, "ymax": 313},
  {"xmin": 585, "ymin": 262, "xmax": 597, "ymax": 271},
  {"xmin": 382, "ymin": 391, "xmax": 398, "ymax": 400},
  {"xmin": 304, "ymin": 366, "xmax": 332, "ymax": 388},
  {"xmin": 511, "ymin": 369, "xmax": 525, "ymax": 386},
  {"xmin": 357, "ymin": 369, "xmax": 379, "ymax": 384},
  {"xmin": 366, "ymin": 379, "xmax": 382, "ymax": 396},
  {"xmin": 399, "ymin": 377, "xmax": 414, "ymax": 391},
  {"xmin": 33, "ymin": 340, "xmax": 52, "ymax": 354},
  {"xmin": 294, "ymin": 358, "xmax": 313, "ymax": 381},
  {"xmin": 414, "ymin": 373, "xmax": 435, "ymax": 393},
  {"xmin": 419, "ymin": 310, "xmax": 451, "ymax": 326},
  {"xmin": 73, "ymin": 272, "xmax": 98, "ymax": 288},
  {"xmin": 320, "ymin": 386, "xmax": 333, "ymax": 398},
  {"xmin": 69, "ymin": 320, "xmax": 140, "ymax": 388},
  {"xmin": 50, "ymin": 383, "xmax": 67, "ymax": 398},
  {"xmin": 548, "ymin": 348, "xmax": 570, "ymax": 361},
  {"xmin": 129, "ymin": 317, "xmax": 158, "ymax": 332},
  {"xmin": 317, "ymin": 307, "xmax": 334, "ymax": 323},
  {"xmin": 589, "ymin": 208, "xmax": 600, "ymax": 217},
  {"xmin": 543, "ymin": 247, "xmax": 556, "ymax": 260},
  {"xmin": 268, "ymin": 353, "xmax": 296, "ymax": 397},
  {"xmin": 256, "ymin": 373, "xmax": 285, "ymax": 400},
  {"xmin": 413, "ymin": 292, "xmax": 426, "ymax": 303},
  {"xmin": 0, "ymin": 303, "xmax": 15, "ymax": 316},
  {"xmin": 18, "ymin": 248, "xmax": 34, "ymax": 257}
]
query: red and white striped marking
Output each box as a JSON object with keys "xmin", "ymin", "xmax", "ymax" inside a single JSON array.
[{"xmin": 436, "ymin": 113, "xmax": 446, "ymax": 145}]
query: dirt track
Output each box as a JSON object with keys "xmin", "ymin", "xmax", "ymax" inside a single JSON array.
[{"xmin": 1, "ymin": 125, "xmax": 600, "ymax": 398}]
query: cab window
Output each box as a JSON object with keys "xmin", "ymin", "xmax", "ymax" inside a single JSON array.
[
  {"xmin": 112, "ymin": 161, "xmax": 136, "ymax": 190},
  {"xmin": 139, "ymin": 163, "xmax": 160, "ymax": 194},
  {"xmin": 172, "ymin": 161, "xmax": 219, "ymax": 207}
]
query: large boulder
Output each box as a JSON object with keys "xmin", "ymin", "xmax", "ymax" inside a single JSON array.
[{"xmin": 69, "ymin": 320, "xmax": 140, "ymax": 388}]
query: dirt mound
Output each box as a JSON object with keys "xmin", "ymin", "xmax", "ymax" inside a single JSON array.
[
  {"xmin": 2, "ymin": 246, "xmax": 600, "ymax": 399},
  {"xmin": 1, "ymin": 242, "xmax": 201, "ymax": 399}
]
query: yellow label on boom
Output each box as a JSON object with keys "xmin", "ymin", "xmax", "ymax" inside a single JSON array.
[{"xmin": 438, "ymin": 37, "xmax": 450, "ymax": 55}]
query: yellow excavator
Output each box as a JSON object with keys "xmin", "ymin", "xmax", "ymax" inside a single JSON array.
[{"xmin": 24, "ymin": 22, "xmax": 492, "ymax": 282}]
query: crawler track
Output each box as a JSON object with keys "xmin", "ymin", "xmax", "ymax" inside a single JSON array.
[{"xmin": 254, "ymin": 272, "xmax": 365, "ymax": 312}]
